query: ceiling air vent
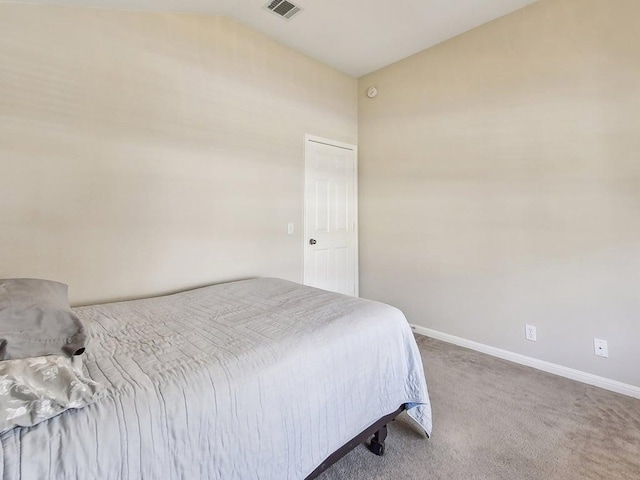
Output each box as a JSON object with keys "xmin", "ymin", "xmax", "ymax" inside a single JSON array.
[{"xmin": 265, "ymin": 0, "xmax": 302, "ymax": 21}]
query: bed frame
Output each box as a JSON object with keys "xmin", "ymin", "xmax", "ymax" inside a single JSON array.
[{"xmin": 305, "ymin": 404, "xmax": 407, "ymax": 479}]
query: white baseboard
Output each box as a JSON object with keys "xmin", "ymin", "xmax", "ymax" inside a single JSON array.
[{"xmin": 410, "ymin": 324, "xmax": 640, "ymax": 400}]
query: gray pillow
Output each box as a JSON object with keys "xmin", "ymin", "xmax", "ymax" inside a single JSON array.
[
  {"xmin": 0, "ymin": 279, "xmax": 87, "ymax": 360},
  {"xmin": 0, "ymin": 355, "xmax": 104, "ymax": 433}
]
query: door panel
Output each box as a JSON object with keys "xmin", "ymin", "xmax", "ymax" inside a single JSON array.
[
  {"xmin": 334, "ymin": 246, "xmax": 348, "ymax": 294},
  {"xmin": 314, "ymin": 179, "xmax": 329, "ymax": 232},
  {"xmin": 333, "ymin": 182, "xmax": 346, "ymax": 231},
  {"xmin": 313, "ymin": 249, "xmax": 330, "ymax": 291}
]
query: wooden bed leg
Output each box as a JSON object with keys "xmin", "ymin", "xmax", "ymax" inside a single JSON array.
[{"xmin": 367, "ymin": 424, "xmax": 388, "ymax": 456}]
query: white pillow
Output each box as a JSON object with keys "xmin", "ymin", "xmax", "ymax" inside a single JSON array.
[
  {"xmin": 0, "ymin": 278, "xmax": 87, "ymax": 360},
  {"xmin": 0, "ymin": 355, "xmax": 104, "ymax": 433}
]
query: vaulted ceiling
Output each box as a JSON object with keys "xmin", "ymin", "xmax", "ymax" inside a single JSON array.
[{"xmin": 4, "ymin": 0, "xmax": 538, "ymax": 76}]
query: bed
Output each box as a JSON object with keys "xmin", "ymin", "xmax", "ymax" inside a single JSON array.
[{"xmin": 0, "ymin": 278, "xmax": 431, "ymax": 479}]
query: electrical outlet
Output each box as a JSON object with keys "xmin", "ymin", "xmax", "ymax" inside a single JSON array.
[
  {"xmin": 594, "ymin": 338, "xmax": 608, "ymax": 358},
  {"xmin": 525, "ymin": 324, "xmax": 537, "ymax": 342},
  {"xmin": 287, "ymin": 222, "xmax": 295, "ymax": 235}
]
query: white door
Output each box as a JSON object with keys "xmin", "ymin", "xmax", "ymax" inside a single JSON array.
[{"xmin": 303, "ymin": 135, "xmax": 358, "ymax": 296}]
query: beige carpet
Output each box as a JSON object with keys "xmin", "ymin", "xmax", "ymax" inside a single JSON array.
[{"xmin": 320, "ymin": 335, "xmax": 640, "ymax": 480}]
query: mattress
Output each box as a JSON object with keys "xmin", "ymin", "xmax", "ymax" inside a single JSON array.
[{"xmin": 0, "ymin": 278, "xmax": 431, "ymax": 479}]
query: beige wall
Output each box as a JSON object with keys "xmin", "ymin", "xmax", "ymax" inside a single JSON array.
[
  {"xmin": 0, "ymin": 4, "xmax": 357, "ymax": 305},
  {"xmin": 358, "ymin": 0, "xmax": 640, "ymax": 386}
]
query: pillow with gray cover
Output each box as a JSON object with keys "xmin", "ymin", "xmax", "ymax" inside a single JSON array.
[
  {"xmin": 0, "ymin": 355, "xmax": 104, "ymax": 433},
  {"xmin": 0, "ymin": 279, "xmax": 87, "ymax": 360}
]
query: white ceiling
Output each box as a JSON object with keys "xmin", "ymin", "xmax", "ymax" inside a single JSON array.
[{"xmin": 6, "ymin": 0, "xmax": 538, "ymax": 77}]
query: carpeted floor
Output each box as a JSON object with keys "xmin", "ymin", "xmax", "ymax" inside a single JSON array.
[{"xmin": 319, "ymin": 335, "xmax": 640, "ymax": 480}]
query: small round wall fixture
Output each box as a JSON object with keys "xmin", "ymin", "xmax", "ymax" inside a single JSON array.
[{"xmin": 366, "ymin": 86, "xmax": 378, "ymax": 98}]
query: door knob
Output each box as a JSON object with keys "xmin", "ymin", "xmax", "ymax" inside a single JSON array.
[{"xmin": 309, "ymin": 239, "xmax": 317, "ymax": 245}]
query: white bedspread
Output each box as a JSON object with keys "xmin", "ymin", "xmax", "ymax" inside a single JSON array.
[{"xmin": 0, "ymin": 278, "xmax": 431, "ymax": 479}]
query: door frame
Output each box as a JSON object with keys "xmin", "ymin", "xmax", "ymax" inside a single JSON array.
[{"xmin": 303, "ymin": 134, "xmax": 359, "ymax": 296}]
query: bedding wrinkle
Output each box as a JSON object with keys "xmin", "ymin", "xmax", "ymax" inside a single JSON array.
[{"xmin": 1, "ymin": 278, "xmax": 431, "ymax": 479}]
